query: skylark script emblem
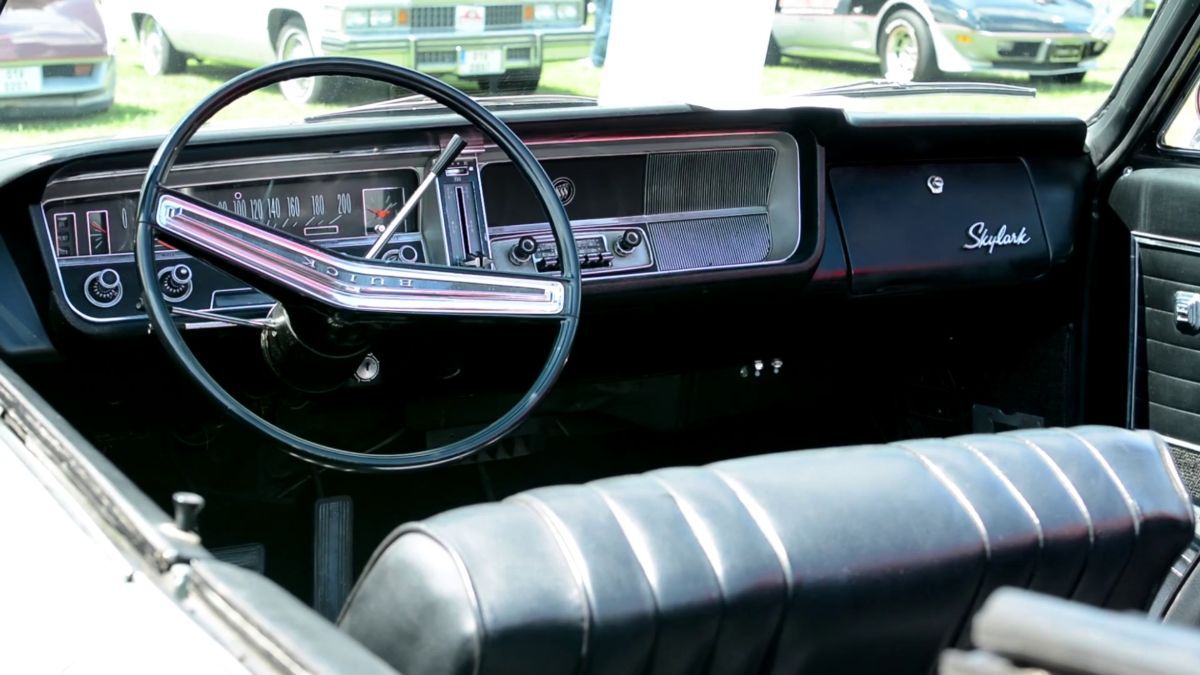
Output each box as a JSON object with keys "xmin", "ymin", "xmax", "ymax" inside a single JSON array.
[{"xmin": 962, "ymin": 222, "xmax": 1031, "ymax": 254}]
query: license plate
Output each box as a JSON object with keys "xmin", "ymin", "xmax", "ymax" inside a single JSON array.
[
  {"xmin": 0, "ymin": 66, "xmax": 42, "ymax": 95},
  {"xmin": 457, "ymin": 48, "xmax": 504, "ymax": 76},
  {"xmin": 455, "ymin": 5, "xmax": 486, "ymax": 33},
  {"xmin": 1049, "ymin": 44, "xmax": 1083, "ymax": 62}
]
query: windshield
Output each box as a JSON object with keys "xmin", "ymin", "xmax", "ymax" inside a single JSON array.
[{"xmin": 0, "ymin": 0, "xmax": 1162, "ymax": 150}]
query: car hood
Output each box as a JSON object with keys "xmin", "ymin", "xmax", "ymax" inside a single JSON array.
[
  {"xmin": 970, "ymin": 0, "xmax": 1106, "ymax": 34},
  {"xmin": 0, "ymin": 0, "xmax": 109, "ymax": 63}
]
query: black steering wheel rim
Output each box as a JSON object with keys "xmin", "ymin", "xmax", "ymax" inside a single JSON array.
[{"xmin": 135, "ymin": 57, "xmax": 581, "ymax": 472}]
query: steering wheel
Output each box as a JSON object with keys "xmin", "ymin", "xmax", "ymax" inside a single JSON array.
[{"xmin": 135, "ymin": 58, "xmax": 581, "ymax": 472}]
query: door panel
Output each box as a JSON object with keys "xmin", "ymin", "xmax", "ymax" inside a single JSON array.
[{"xmin": 1112, "ymin": 169, "xmax": 1200, "ymax": 456}]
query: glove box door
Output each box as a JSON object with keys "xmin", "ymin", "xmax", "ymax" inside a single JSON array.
[{"xmin": 830, "ymin": 162, "xmax": 1050, "ymax": 294}]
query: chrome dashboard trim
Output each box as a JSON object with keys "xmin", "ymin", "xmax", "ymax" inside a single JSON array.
[
  {"xmin": 46, "ymin": 145, "xmax": 441, "ymax": 186},
  {"xmin": 475, "ymin": 131, "xmax": 802, "ymax": 281},
  {"xmin": 488, "ymin": 206, "xmax": 769, "ymax": 236},
  {"xmin": 155, "ymin": 193, "xmax": 566, "ymax": 317}
]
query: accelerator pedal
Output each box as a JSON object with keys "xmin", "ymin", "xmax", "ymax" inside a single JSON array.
[{"xmin": 313, "ymin": 495, "xmax": 354, "ymax": 621}]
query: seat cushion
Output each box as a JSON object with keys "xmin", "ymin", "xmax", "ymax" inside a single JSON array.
[{"xmin": 338, "ymin": 426, "xmax": 1195, "ymax": 675}]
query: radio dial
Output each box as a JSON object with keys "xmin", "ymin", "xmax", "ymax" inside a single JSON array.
[
  {"xmin": 615, "ymin": 229, "xmax": 643, "ymax": 256},
  {"xmin": 509, "ymin": 236, "xmax": 539, "ymax": 266},
  {"xmin": 84, "ymin": 268, "xmax": 123, "ymax": 308},
  {"xmin": 159, "ymin": 264, "xmax": 194, "ymax": 303}
]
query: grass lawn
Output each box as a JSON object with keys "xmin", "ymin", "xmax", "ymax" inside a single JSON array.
[{"xmin": 0, "ymin": 17, "xmax": 1152, "ymax": 150}]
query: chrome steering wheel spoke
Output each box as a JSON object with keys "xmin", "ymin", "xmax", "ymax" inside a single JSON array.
[
  {"xmin": 153, "ymin": 189, "xmax": 568, "ymax": 319},
  {"xmin": 135, "ymin": 56, "xmax": 580, "ymax": 472}
]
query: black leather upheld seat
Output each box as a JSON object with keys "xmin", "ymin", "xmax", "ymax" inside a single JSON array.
[{"xmin": 338, "ymin": 427, "xmax": 1195, "ymax": 675}]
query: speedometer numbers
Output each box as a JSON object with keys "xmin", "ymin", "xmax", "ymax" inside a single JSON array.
[{"xmin": 193, "ymin": 172, "xmax": 417, "ymax": 243}]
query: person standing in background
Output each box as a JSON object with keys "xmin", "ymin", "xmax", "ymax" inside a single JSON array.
[{"xmin": 591, "ymin": 0, "xmax": 612, "ymax": 67}]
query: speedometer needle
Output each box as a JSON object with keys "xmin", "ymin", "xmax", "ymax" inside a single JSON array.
[{"xmin": 368, "ymin": 208, "xmax": 392, "ymax": 219}]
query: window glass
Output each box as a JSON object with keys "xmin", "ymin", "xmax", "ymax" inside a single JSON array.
[{"xmin": 0, "ymin": 0, "xmax": 1166, "ymax": 151}]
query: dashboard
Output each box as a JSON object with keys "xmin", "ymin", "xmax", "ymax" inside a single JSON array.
[
  {"xmin": 0, "ymin": 104, "xmax": 1095, "ymax": 355},
  {"xmin": 35, "ymin": 131, "xmax": 802, "ymax": 328}
]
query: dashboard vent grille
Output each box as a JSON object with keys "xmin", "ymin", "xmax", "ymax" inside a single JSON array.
[
  {"xmin": 649, "ymin": 214, "xmax": 770, "ymax": 271},
  {"xmin": 646, "ymin": 149, "xmax": 774, "ymax": 214}
]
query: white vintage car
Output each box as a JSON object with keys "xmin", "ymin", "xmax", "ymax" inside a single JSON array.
[{"xmin": 114, "ymin": 0, "xmax": 592, "ymax": 102}]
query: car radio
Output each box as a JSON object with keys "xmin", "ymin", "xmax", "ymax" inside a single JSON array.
[{"xmin": 491, "ymin": 227, "xmax": 653, "ymax": 276}]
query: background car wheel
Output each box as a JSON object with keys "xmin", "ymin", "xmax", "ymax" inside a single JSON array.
[
  {"xmin": 276, "ymin": 19, "xmax": 338, "ymax": 105},
  {"xmin": 879, "ymin": 10, "xmax": 937, "ymax": 82},
  {"xmin": 766, "ymin": 35, "xmax": 782, "ymax": 66},
  {"xmin": 1031, "ymin": 72, "xmax": 1087, "ymax": 85},
  {"xmin": 139, "ymin": 16, "xmax": 186, "ymax": 77}
]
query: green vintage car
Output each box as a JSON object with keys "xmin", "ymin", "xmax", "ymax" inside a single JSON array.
[{"xmin": 118, "ymin": 0, "xmax": 592, "ymax": 103}]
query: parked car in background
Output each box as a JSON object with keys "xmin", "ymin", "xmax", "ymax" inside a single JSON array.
[
  {"xmin": 767, "ymin": 0, "xmax": 1121, "ymax": 84},
  {"xmin": 117, "ymin": 0, "xmax": 593, "ymax": 104},
  {"xmin": 0, "ymin": 0, "xmax": 115, "ymax": 118}
]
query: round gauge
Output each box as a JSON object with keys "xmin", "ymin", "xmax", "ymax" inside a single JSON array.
[{"xmin": 362, "ymin": 186, "xmax": 406, "ymax": 235}]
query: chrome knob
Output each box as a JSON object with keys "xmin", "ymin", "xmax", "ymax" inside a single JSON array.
[
  {"xmin": 84, "ymin": 268, "xmax": 123, "ymax": 308},
  {"xmin": 509, "ymin": 236, "xmax": 538, "ymax": 265},
  {"xmin": 1175, "ymin": 291, "xmax": 1200, "ymax": 333},
  {"xmin": 615, "ymin": 229, "xmax": 643, "ymax": 256},
  {"xmin": 159, "ymin": 264, "xmax": 194, "ymax": 303}
]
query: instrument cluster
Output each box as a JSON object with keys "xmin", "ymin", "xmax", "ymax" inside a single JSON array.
[
  {"xmin": 39, "ymin": 158, "xmax": 435, "ymax": 327},
  {"xmin": 46, "ymin": 170, "xmax": 420, "ymax": 259}
]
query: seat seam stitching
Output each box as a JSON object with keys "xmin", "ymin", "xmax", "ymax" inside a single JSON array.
[
  {"xmin": 896, "ymin": 442, "xmax": 996, "ymax": 652},
  {"xmin": 896, "ymin": 443, "xmax": 992, "ymax": 557},
  {"xmin": 708, "ymin": 467, "xmax": 794, "ymax": 673},
  {"xmin": 709, "ymin": 468, "xmax": 795, "ymax": 597},
  {"xmin": 954, "ymin": 438, "xmax": 1045, "ymax": 592},
  {"xmin": 647, "ymin": 473, "xmax": 727, "ymax": 672},
  {"xmin": 1012, "ymin": 432, "xmax": 1095, "ymax": 600},
  {"xmin": 1012, "ymin": 433, "xmax": 1095, "ymax": 546},
  {"xmin": 1060, "ymin": 428, "xmax": 1143, "ymax": 536},
  {"xmin": 955, "ymin": 439, "xmax": 1045, "ymax": 549},
  {"xmin": 395, "ymin": 523, "xmax": 486, "ymax": 675},
  {"xmin": 586, "ymin": 484, "xmax": 661, "ymax": 675},
  {"xmin": 509, "ymin": 494, "xmax": 593, "ymax": 675}
]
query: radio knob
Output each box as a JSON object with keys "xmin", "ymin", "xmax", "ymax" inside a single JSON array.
[
  {"xmin": 84, "ymin": 268, "xmax": 123, "ymax": 308},
  {"xmin": 159, "ymin": 264, "xmax": 194, "ymax": 303},
  {"xmin": 615, "ymin": 229, "xmax": 643, "ymax": 256},
  {"xmin": 509, "ymin": 236, "xmax": 539, "ymax": 266}
]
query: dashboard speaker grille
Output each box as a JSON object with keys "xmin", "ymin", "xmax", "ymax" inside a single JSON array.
[
  {"xmin": 646, "ymin": 149, "xmax": 775, "ymax": 214},
  {"xmin": 649, "ymin": 214, "xmax": 770, "ymax": 271}
]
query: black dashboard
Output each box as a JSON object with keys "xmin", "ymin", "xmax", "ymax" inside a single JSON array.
[
  {"xmin": 32, "ymin": 129, "xmax": 805, "ymax": 331},
  {"xmin": 0, "ymin": 104, "xmax": 1091, "ymax": 355}
]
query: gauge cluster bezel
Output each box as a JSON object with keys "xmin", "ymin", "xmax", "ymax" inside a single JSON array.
[{"xmin": 36, "ymin": 144, "xmax": 447, "ymax": 330}]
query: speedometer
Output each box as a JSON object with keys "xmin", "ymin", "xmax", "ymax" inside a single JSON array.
[{"xmin": 187, "ymin": 169, "xmax": 420, "ymax": 242}]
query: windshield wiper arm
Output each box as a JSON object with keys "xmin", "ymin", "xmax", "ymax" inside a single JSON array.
[
  {"xmin": 307, "ymin": 93, "xmax": 597, "ymax": 122},
  {"xmin": 801, "ymin": 80, "xmax": 1036, "ymax": 99}
]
